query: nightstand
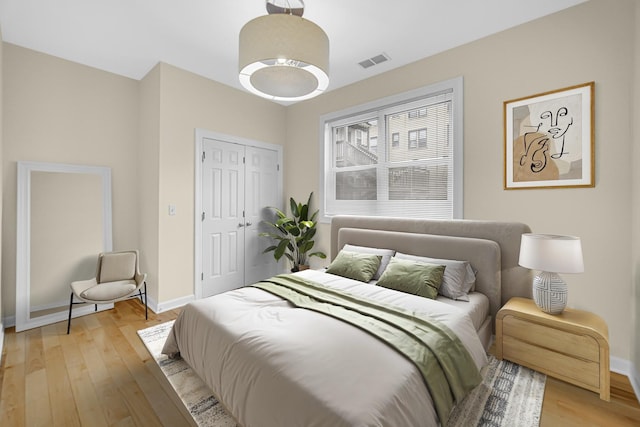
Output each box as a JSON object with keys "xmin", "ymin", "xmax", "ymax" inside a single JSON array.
[{"xmin": 496, "ymin": 297, "xmax": 610, "ymax": 401}]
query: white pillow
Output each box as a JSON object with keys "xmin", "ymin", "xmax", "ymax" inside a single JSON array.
[
  {"xmin": 394, "ymin": 252, "xmax": 476, "ymax": 301},
  {"xmin": 342, "ymin": 244, "xmax": 395, "ymax": 280}
]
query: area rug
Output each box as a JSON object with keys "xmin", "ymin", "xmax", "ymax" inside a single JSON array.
[{"xmin": 138, "ymin": 321, "xmax": 546, "ymax": 427}]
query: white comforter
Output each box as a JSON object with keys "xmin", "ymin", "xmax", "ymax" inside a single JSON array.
[{"xmin": 163, "ymin": 269, "xmax": 488, "ymax": 427}]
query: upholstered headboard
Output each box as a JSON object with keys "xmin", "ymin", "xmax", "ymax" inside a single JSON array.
[
  {"xmin": 337, "ymin": 228, "xmax": 503, "ymax": 324},
  {"xmin": 330, "ymin": 216, "xmax": 533, "ymax": 316}
]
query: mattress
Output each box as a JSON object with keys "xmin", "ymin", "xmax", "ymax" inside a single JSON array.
[
  {"xmin": 436, "ymin": 292, "xmax": 490, "ymax": 332},
  {"xmin": 163, "ymin": 269, "xmax": 488, "ymax": 427}
]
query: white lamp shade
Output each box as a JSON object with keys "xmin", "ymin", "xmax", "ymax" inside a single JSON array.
[
  {"xmin": 518, "ymin": 233, "xmax": 584, "ymax": 274},
  {"xmin": 239, "ymin": 13, "xmax": 329, "ymax": 101}
]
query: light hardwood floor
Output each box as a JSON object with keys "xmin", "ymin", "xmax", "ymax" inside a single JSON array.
[{"xmin": 1, "ymin": 299, "xmax": 639, "ymax": 426}]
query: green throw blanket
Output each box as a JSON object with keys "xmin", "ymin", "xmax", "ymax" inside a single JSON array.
[{"xmin": 252, "ymin": 274, "xmax": 482, "ymax": 426}]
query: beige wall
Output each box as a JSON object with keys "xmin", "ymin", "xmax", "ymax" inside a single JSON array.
[
  {"xmin": 286, "ymin": 0, "xmax": 636, "ymax": 360},
  {"xmin": 1, "ymin": 44, "xmax": 140, "ymax": 318},
  {"xmin": 152, "ymin": 63, "xmax": 286, "ymax": 304},
  {"xmin": 138, "ymin": 64, "xmax": 161, "ymax": 303}
]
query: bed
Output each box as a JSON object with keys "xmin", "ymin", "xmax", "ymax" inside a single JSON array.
[{"xmin": 163, "ymin": 216, "xmax": 533, "ymax": 427}]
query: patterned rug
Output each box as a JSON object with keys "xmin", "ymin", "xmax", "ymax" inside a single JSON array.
[{"xmin": 138, "ymin": 321, "xmax": 546, "ymax": 427}]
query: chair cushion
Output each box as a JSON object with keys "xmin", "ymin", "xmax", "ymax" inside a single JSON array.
[
  {"xmin": 79, "ymin": 280, "xmax": 138, "ymax": 301},
  {"xmin": 70, "ymin": 278, "xmax": 98, "ymax": 297},
  {"xmin": 99, "ymin": 252, "xmax": 136, "ymax": 283}
]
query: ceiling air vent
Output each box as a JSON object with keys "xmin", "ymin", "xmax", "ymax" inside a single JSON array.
[{"xmin": 358, "ymin": 53, "xmax": 390, "ymax": 69}]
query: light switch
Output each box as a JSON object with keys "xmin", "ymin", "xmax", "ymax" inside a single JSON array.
[{"xmin": 169, "ymin": 204, "xmax": 177, "ymax": 216}]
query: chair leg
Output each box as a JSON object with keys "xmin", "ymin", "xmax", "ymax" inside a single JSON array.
[
  {"xmin": 95, "ymin": 304, "xmax": 98, "ymax": 312},
  {"xmin": 67, "ymin": 292, "xmax": 74, "ymax": 334},
  {"xmin": 144, "ymin": 281, "xmax": 148, "ymax": 320}
]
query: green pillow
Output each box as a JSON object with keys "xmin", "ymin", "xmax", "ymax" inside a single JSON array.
[
  {"xmin": 326, "ymin": 250, "xmax": 382, "ymax": 282},
  {"xmin": 376, "ymin": 257, "xmax": 445, "ymax": 299}
]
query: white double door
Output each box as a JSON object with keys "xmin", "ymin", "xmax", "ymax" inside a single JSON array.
[{"xmin": 201, "ymin": 137, "xmax": 280, "ymax": 297}]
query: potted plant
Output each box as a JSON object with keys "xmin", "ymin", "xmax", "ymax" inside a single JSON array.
[{"xmin": 261, "ymin": 192, "xmax": 326, "ymax": 272}]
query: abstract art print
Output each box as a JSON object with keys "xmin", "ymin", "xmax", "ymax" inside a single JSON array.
[{"xmin": 504, "ymin": 82, "xmax": 594, "ymax": 189}]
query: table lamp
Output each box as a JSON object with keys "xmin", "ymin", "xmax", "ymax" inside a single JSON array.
[{"xmin": 518, "ymin": 233, "xmax": 584, "ymax": 314}]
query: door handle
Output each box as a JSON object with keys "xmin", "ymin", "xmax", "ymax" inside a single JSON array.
[
  {"xmin": 245, "ymin": 222, "xmax": 252, "ymax": 227},
  {"xmin": 238, "ymin": 223, "xmax": 245, "ymax": 228}
]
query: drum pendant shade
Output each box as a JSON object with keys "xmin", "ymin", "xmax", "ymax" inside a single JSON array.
[{"xmin": 239, "ymin": 13, "xmax": 329, "ymax": 101}]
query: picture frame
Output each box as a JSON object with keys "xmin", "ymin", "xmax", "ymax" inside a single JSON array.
[{"xmin": 504, "ymin": 82, "xmax": 595, "ymax": 189}]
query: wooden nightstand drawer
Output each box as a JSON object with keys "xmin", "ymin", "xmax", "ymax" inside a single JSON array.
[
  {"xmin": 502, "ymin": 315, "xmax": 600, "ymax": 362},
  {"xmin": 496, "ymin": 297, "xmax": 610, "ymax": 401},
  {"xmin": 502, "ymin": 335, "xmax": 600, "ymax": 388}
]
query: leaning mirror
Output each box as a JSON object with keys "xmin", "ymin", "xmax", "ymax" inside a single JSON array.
[{"xmin": 16, "ymin": 161, "xmax": 113, "ymax": 332}]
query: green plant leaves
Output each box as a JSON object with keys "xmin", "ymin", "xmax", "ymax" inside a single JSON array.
[{"xmin": 260, "ymin": 191, "xmax": 326, "ymax": 268}]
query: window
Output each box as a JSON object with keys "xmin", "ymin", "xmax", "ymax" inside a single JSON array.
[
  {"xmin": 408, "ymin": 128, "xmax": 427, "ymax": 149},
  {"xmin": 408, "ymin": 107, "xmax": 427, "ymax": 119},
  {"xmin": 369, "ymin": 136, "xmax": 378, "ymax": 151},
  {"xmin": 391, "ymin": 132, "xmax": 400, "ymax": 147},
  {"xmin": 320, "ymin": 77, "xmax": 463, "ymax": 221}
]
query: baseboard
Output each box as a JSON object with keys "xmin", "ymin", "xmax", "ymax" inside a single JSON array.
[
  {"xmin": 611, "ymin": 355, "xmax": 640, "ymax": 402},
  {"xmin": 151, "ymin": 294, "xmax": 195, "ymax": 313}
]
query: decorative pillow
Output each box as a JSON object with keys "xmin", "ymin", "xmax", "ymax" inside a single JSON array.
[
  {"xmin": 376, "ymin": 257, "xmax": 445, "ymax": 299},
  {"xmin": 395, "ymin": 252, "xmax": 476, "ymax": 301},
  {"xmin": 342, "ymin": 244, "xmax": 395, "ymax": 280},
  {"xmin": 325, "ymin": 250, "xmax": 382, "ymax": 283}
]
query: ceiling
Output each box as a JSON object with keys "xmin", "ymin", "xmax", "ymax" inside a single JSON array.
[{"xmin": 0, "ymin": 0, "xmax": 586, "ymax": 103}]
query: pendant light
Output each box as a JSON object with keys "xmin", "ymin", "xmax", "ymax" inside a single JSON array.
[{"xmin": 239, "ymin": 0, "xmax": 329, "ymax": 102}]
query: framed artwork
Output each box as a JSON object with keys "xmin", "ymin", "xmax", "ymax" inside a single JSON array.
[{"xmin": 504, "ymin": 82, "xmax": 595, "ymax": 189}]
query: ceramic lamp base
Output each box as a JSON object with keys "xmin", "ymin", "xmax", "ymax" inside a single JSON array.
[{"xmin": 532, "ymin": 271, "xmax": 567, "ymax": 314}]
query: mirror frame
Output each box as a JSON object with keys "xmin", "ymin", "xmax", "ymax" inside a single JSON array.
[{"xmin": 16, "ymin": 161, "xmax": 113, "ymax": 332}]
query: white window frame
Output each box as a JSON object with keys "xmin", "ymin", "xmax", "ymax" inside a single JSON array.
[{"xmin": 318, "ymin": 76, "xmax": 463, "ymax": 223}]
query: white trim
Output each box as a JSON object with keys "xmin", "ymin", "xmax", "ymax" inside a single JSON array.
[
  {"xmin": 611, "ymin": 356, "xmax": 640, "ymax": 403},
  {"xmin": 16, "ymin": 161, "xmax": 113, "ymax": 333},
  {"xmin": 193, "ymin": 128, "xmax": 283, "ymax": 301},
  {"xmin": 151, "ymin": 294, "xmax": 195, "ymax": 313}
]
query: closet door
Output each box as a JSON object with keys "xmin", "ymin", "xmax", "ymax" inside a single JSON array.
[
  {"xmin": 245, "ymin": 146, "xmax": 279, "ymax": 284},
  {"xmin": 202, "ymin": 138, "xmax": 245, "ymax": 296},
  {"xmin": 201, "ymin": 138, "xmax": 280, "ymax": 298}
]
